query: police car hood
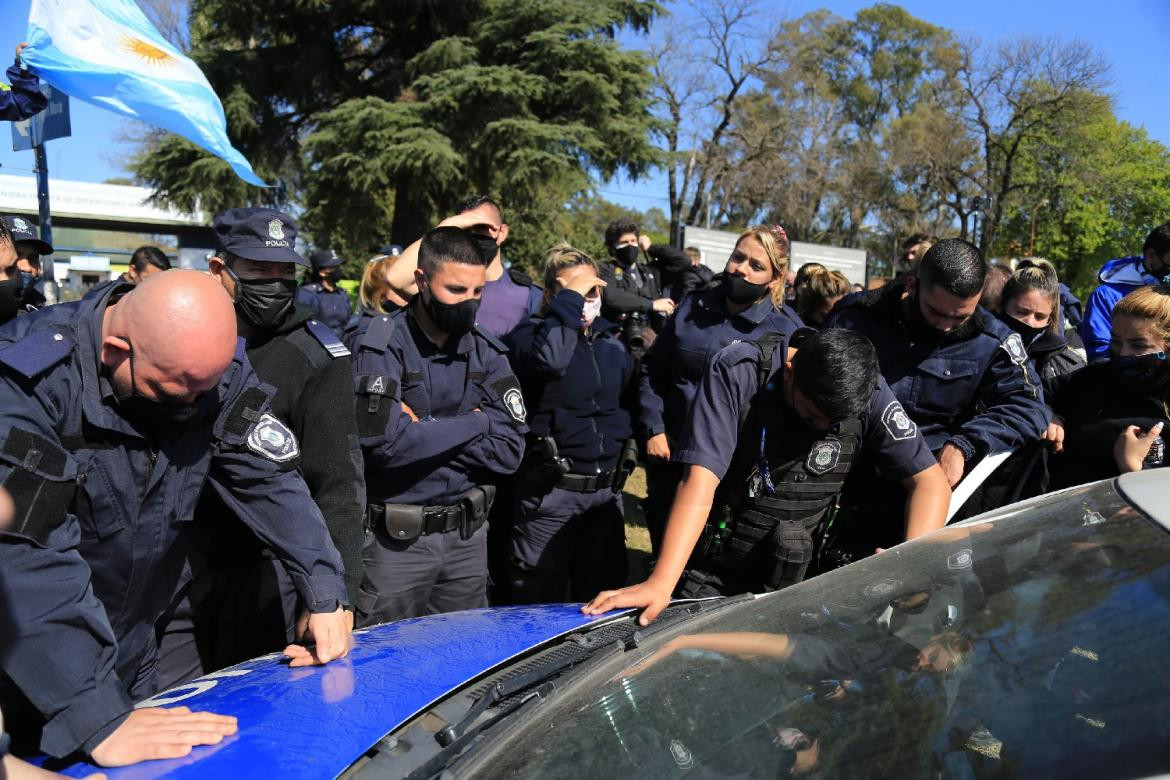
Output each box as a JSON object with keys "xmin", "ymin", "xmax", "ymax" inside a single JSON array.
[{"xmin": 54, "ymin": 606, "xmax": 628, "ymax": 779}]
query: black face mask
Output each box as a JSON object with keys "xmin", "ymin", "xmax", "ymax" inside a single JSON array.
[
  {"xmin": 998, "ymin": 311, "xmax": 1046, "ymax": 347},
  {"xmin": 1111, "ymin": 351, "xmax": 1170, "ymax": 389},
  {"xmin": 720, "ymin": 273, "xmax": 770, "ymax": 305},
  {"xmin": 324, "ymin": 268, "xmax": 344, "ymax": 284},
  {"xmin": 614, "ymin": 245, "xmax": 640, "ymax": 267},
  {"xmin": 230, "ymin": 272, "xmax": 297, "ymax": 332},
  {"xmin": 0, "ymin": 274, "xmax": 21, "ymax": 324},
  {"xmin": 114, "ymin": 337, "xmax": 211, "ymax": 428},
  {"xmin": 422, "ymin": 284, "xmax": 479, "ymax": 337},
  {"xmin": 903, "ymin": 291, "xmax": 979, "ymax": 347},
  {"xmin": 470, "ymin": 234, "xmax": 499, "ymax": 265}
]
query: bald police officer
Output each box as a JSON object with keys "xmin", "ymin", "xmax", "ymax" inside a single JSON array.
[
  {"xmin": 353, "ymin": 227, "xmax": 526, "ymax": 623},
  {"xmin": 156, "ymin": 209, "xmax": 365, "ymax": 688},
  {"xmin": 0, "ymin": 270, "xmax": 349, "ymax": 766},
  {"xmin": 585, "ymin": 328, "xmax": 950, "ymax": 624}
]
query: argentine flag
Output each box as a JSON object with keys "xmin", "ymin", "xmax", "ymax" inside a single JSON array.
[{"xmin": 22, "ymin": 0, "xmax": 266, "ymax": 187}]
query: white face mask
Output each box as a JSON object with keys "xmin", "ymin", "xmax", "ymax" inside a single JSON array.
[{"xmin": 581, "ymin": 295, "xmax": 602, "ymax": 328}]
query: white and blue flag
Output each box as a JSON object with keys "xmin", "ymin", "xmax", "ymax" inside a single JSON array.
[{"xmin": 22, "ymin": 0, "xmax": 267, "ymax": 187}]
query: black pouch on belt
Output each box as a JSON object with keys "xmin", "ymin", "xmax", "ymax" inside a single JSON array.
[
  {"xmin": 765, "ymin": 521, "xmax": 815, "ymax": 591},
  {"xmin": 382, "ymin": 504, "xmax": 425, "ymax": 543},
  {"xmin": 611, "ymin": 437, "xmax": 639, "ymax": 492},
  {"xmin": 459, "ymin": 485, "xmax": 497, "ymax": 540}
]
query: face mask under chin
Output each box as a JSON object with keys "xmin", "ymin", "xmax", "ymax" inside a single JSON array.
[{"xmin": 904, "ymin": 292, "xmax": 978, "ymax": 345}]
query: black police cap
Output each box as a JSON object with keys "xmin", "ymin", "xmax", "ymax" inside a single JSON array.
[
  {"xmin": 213, "ymin": 207, "xmax": 306, "ymax": 265},
  {"xmin": 309, "ymin": 250, "xmax": 343, "ymax": 269},
  {"xmin": 2, "ymin": 215, "xmax": 53, "ymax": 256}
]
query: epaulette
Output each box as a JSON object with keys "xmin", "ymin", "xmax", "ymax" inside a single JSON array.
[
  {"xmin": 474, "ymin": 323, "xmax": 508, "ymax": 353},
  {"xmin": 508, "ymin": 268, "xmax": 541, "ymax": 289},
  {"xmin": 0, "ymin": 325, "xmax": 76, "ymax": 379},
  {"xmin": 305, "ymin": 319, "xmax": 351, "ymax": 358},
  {"xmin": 358, "ymin": 312, "xmax": 397, "ymax": 353}
]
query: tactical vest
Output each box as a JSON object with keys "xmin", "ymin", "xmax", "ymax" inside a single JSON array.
[{"xmin": 706, "ymin": 332, "xmax": 863, "ymax": 589}]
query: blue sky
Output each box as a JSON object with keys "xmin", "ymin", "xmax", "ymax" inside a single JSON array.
[{"xmin": 2, "ymin": 0, "xmax": 1167, "ymax": 212}]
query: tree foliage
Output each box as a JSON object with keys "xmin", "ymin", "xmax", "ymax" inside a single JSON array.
[{"xmin": 131, "ymin": 0, "xmax": 663, "ymax": 270}]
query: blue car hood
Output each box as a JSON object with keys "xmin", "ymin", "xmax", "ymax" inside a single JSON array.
[{"xmin": 54, "ymin": 606, "xmax": 628, "ymax": 779}]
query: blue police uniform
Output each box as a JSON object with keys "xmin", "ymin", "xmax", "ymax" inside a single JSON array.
[
  {"xmin": 507, "ymin": 289, "xmax": 635, "ymax": 603},
  {"xmin": 674, "ymin": 334, "xmax": 938, "ymax": 594},
  {"xmin": 1081, "ymin": 256, "xmax": 1161, "ymax": 361},
  {"xmin": 639, "ymin": 288, "xmax": 803, "ymax": 553},
  {"xmin": 352, "ymin": 304, "xmax": 527, "ymax": 624},
  {"xmin": 296, "ymin": 250, "xmax": 351, "ymax": 338},
  {"xmin": 0, "ymin": 283, "xmax": 346, "ymax": 758},
  {"xmin": 826, "ymin": 283, "xmax": 1049, "ymax": 461},
  {"xmin": 0, "ymin": 57, "xmax": 48, "ymax": 121}
]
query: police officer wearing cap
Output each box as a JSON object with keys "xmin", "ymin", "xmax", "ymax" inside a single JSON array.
[
  {"xmin": 826, "ymin": 239, "xmax": 1050, "ymax": 538},
  {"xmin": 352, "ymin": 226, "xmax": 526, "ymax": 623},
  {"xmin": 296, "ymin": 249, "xmax": 352, "ymax": 338},
  {"xmin": 507, "ymin": 244, "xmax": 635, "ymax": 603},
  {"xmin": 585, "ymin": 328, "xmax": 950, "ymax": 624},
  {"xmin": 0, "ymin": 268, "xmax": 349, "ymax": 766},
  {"xmin": 0, "ymin": 215, "xmax": 52, "ymax": 321},
  {"xmin": 154, "ymin": 208, "xmax": 365, "ymax": 687},
  {"xmin": 598, "ymin": 217, "xmax": 679, "ymax": 357}
]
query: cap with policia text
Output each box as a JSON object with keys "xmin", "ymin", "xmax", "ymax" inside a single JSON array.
[
  {"xmin": 1, "ymin": 216, "xmax": 53, "ymax": 256},
  {"xmin": 213, "ymin": 208, "xmax": 307, "ymax": 265}
]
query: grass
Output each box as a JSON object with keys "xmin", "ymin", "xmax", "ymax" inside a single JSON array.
[{"xmin": 622, "ymin": 467, "xmax": 653, "ymax": 583}]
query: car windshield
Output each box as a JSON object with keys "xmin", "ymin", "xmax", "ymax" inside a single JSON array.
[{"xmin": 474, "ymin": 481, "xmax": 1170, "ymax": 778}]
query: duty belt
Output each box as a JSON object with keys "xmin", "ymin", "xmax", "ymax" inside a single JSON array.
[
  {"xmin": 558, "ymin": 469, "xmax": 618, "ymax": 493},
  {"xmin": 366, "ymin": 500, "xmax": 486, "ymax": 542}
]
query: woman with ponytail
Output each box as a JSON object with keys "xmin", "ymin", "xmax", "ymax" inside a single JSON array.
[
  {"xmin": 638, "ymin": 225, "xmax": 802, "ymax": 555},
  {"xmin": 1048, "ymin": 280, "xmax": 1170, "ymax": 487},
  {"xmin": 795, "ymin": 266, "xmax": 851, "ymax": 329},
  {"xmin": 998, "ymin": 258, "xmax": 1085, "ymax": 383}
]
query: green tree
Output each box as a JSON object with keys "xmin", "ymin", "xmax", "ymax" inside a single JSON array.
[{"xmin": 131, "ymin": 0, "xmax": 663, "ymax": 269}]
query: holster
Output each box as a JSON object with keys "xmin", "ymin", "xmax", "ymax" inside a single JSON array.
[
  {"xmin": 458, "ymin": 485, "xmax": 496, "ymax": 541},
  {"xmin": 515, "ymin": 460, "xmax": 567, "ymax": 498},
  {"xmin": 611, "ymin": 438, "xmax": 639, "ymax": 492},
  {"xmin": 382, "ymin": 503, "xmax": 425, "ymax": 543}
]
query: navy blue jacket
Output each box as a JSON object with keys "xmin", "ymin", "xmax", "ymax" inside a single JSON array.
[
  {"xmin": 296, "ymin": 282, "xmax": 352, "ymax": 338},
  {"xmin": 352, "ymin": 305, "xmax": 526, "ymax": 507},
  {"xmin": 1, "ymin": 60, "xmax": 48, "ymax": 121},
  {"xmin": 509, "ymin": 290, "xmax": 634, "ymax": 473},
  {"xmin": 639, "ymin": 288, "xmax": 803, "ymax": 441},
  {"xmin": 827, "ymin": 283, "xmax": 1049, "ymax": 459},
  {"xmin": 0, "ymin": 284, "xmax": 346, "ymax": 758}
]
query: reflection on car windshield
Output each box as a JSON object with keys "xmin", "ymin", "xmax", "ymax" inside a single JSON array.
[{"xmin": 478, "ymin": 482, "xmax": 1170, "ymax": 778}]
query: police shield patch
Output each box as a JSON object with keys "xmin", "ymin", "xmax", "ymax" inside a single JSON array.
[
  {"xmin": 881, "ymin": 401, "xmax": 917, "ymax": 441},
  {"xmin": 247, "ymin": 413, "xmax": 300, "ymax": 462},
  {"xmin": 806, "ymin": 439, "xmax": 841, "ymax": 475},
  {"xmin": 1001, "ymin": 332, "xmax": 1028, "ymax": 365},
  {"xmin": 503, "ymin": 388, "xmax": 527, "ymax": 424},
  {"xmin": 12, "ymin": 217, "xmax": 29, "ymax": 233},
  {"xmin": 268, "ymin": 219, "xmax": 285, "ymax": 240}
]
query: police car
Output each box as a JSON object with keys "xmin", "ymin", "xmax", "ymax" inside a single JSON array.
[{"xmin": 49, "ymin": 470, "xmax": 1170, "ymax": 778}]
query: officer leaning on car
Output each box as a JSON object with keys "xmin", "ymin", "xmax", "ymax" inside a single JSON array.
[
  {"xmin": 352, "ymin": 226, "xmax": 526, "ymax": 625},
  {"xmin": 585, "ymin": 328, "xmax": 951, "ymax": 625},
  {"xmin": 296, "ymin": 248, "xmax": 353, "ymax": 339},
  {"xmin": 155, "ymin": 208, "xmax": 366, "ymax": 689},
  {"xmin": 0, "ymin": 269, "xmax": 350, "ymax": 767}
]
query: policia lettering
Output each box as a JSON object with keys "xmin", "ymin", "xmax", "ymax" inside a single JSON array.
[{"xmin": 685, "ymin": 333, "xmax": 863, "ymax": 595}]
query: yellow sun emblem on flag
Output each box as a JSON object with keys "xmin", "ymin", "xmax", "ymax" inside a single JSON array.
[{"xmin": 119, "ymin": 34, "xmax": 175, "ymax": 66}]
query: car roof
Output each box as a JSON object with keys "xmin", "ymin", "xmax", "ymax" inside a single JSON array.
[{"xmin": 1117, "ymin": 469, "xmax": 1170, "ymax": 531}]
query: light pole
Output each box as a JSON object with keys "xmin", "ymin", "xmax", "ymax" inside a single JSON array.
[{"xmin": 1028, "ymin": 198, "xmax": 1050, "ymax": 257}]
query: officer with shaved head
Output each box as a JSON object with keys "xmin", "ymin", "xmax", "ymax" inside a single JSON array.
[{"xmin": 0, "ymin": 270, "xmax": 350, "ymax": 767}]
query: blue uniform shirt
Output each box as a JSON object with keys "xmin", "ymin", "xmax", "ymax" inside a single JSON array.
[
  {"xmin": 509, "ymin": 289, "xmax": 634, "ymax": 473},
  {"xmin": 1, "ymin": 59, "xmax": 48, "ymax": 121},
  {"xmin": 0, "ymin": 284, "xmax": 346, "ymax": 758},
  {"xmin": 639, "ymin": 288, "xmax": 803, "ymax": 440},
  {"xmin": 296, "ymin": 282, "xmax": 352, "ymax": 338},
  {"xmin": 353, "ymin": 305, "xmax": 527, "ymax": 507},
  {"xmin": 827, "ymin": 284, "xmax": 1050, "ymax": 459},
  {"xmin": 675, "ymin": 337, "xmax": 937, "ymax": 481},
  {"xmin": 1081, "ymin": 256, "xmax": 1160, "ymax": 361}
]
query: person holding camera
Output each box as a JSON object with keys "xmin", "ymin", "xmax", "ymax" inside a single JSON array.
[
  {"xmin": 507, "ymin": 244, "xmax": 637, "ymax": 603},
  {"xmin": 639, "ymin": 225, "xmax": 802, "ymax": 555},
  {"xmin": 598, "ymin": 218, "xmax": 679, "ymax": 358}
]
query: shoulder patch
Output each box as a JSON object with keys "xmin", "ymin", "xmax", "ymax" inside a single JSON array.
[
  {"xmin": 0, "ymin": 326, "xmax": 76, "ymax": 379},
  {"xmin": 881, "ymin": 400, "xmax": 918, "ymax": 441},
  {"xmin": 491, "ymin": 375, "xmax": 527, "ymax": 425},
  {"xmin": 1001, "ymin": 332, "xmax": 1028, "ymax": 365},
  {"xmin": 246, "ymin": 413, "xmax": 300, "ymax": 462},
  {"xmin": 305, "ymin": 319, "xmax": 350, "ymax": 358},
  {"xmin": 359, "ymin": 313, "xmax": 397, "ymax": 353},
  {"xmin": 474, "ymin": 323, "xmax": 508, "ymax": 353}
]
